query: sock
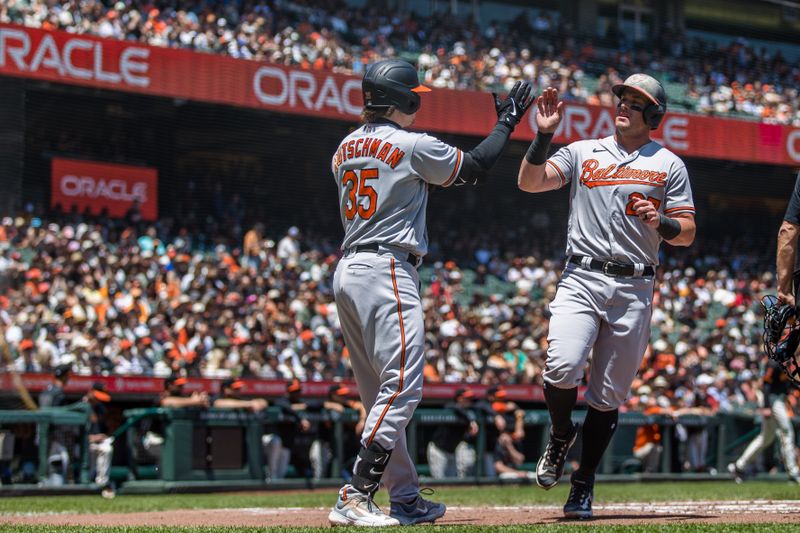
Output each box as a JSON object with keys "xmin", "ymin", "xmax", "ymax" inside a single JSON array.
[
  {"xmin": 576, "ymin": 407, "xmax": 618, "ymax": 479},
  {"xmin": 544, "ymin": 382, "xmax": 578, "ymax": 437}
]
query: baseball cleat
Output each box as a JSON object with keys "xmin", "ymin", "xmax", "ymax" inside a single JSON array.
[
  {"xmin": 563, "ymin": 472, "xmax": 593, "ymax": 520},
  {"xmin": 727, "ymin": 462, "xmax": 744, "ymax": 484},
  {"xmin": 328, "ymin": 486, "xmax": 399, "ymax": 527},
  {"xmin": 535, "ymin": 424, "xmax": 577, "ymax": 489},
  {"xmin": 389, "ymin": 492, "xmax": 446, "ymax": 525}
]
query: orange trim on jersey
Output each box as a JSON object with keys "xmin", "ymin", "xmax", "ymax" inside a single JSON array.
[
  {"xmin": 443, "ymin": 149, "xmax": 463, "ymax": 187},
  {"xmin": 582, "ymin": 180, "xmax": 666, "ymax": 188},
  {"xmin": 546, "ymin": 160, "xmax": 567, "ymax": 187},
  {"xmin": 665, "ymin": 205, "xmax": 695, "ymax": 214},
  {"xmin": 367, "ymin": 258, "xmax": 407, "ymax": 446}
]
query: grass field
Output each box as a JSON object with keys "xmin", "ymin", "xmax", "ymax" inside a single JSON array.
[{"xmin": 1, "ymin": 481, "xmax": 798, "ymax": 531}]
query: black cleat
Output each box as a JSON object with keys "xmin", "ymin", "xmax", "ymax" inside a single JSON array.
[
  {"xmin": 563, "ymin": 472, "xmax": 594, "ymax": 520},
  {"xmin": 535, "ymin": 425, "xmax": 577, "ymax": 490},
  {"xmin": 727, "ymin": 462, "xmax": 744, "ymax": 484}
]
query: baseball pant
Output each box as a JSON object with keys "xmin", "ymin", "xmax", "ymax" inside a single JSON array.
[
  {"xmin": 261, "ymin": 434, "xmax": 289, "ymax": 480},
  {"xmin": 735, "ymin": 398, "xmax": 800, "ymax": 478},
  {"xmin": 334, "ymin": 249, "xmax": 424, "ymax": 503},
  {"xmin": 427, "ymin": 441, "xmax": 476, "ymax": 479},
  {"xmin": 544, "ymin": 265, "xmax": 654, "ymax": 410},
  {"xmin": 89, "ymin": 438, "xmax": 113, "ymax": 486}
]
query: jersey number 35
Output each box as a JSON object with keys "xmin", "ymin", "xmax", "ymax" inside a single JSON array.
[{"xmin": 343, "ymin": 168, "xmax": 379, "ymax": 221}]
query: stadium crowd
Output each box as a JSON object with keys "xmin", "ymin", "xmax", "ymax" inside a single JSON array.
[
  {"xmin": 1, "ymin": 0, "xmax": 799, "ymax": 124},
  {"xmin": 0, "ymin": 207, "xmax": 780, "ymax": 431}
]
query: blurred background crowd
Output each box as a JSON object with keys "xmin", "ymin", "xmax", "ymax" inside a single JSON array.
[
  {"xmin": 1, "ymin": 0, "xmax": 799, "ymax": 124},
  {"xmin": 0, "ymin": 211, "xmax": 779, "ymax": 426}
]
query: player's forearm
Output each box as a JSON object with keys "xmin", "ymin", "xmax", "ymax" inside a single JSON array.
[
  {"xmin": 663, "ymin": 217, "xmax": 696, "ymax": 247},
  {"xmin": 777, "ymin": 220, "xmax": 799, "ymax": 294},
  {"xmin": 162, "ymin": 397, "xmax": 206, "ymax": 408},
  {"xmin": 213, "ymin": 399, "xmax": 255, "ymax": 410},
  {"xmin": 456, "ymin": 123, "xmax": 513, "ymax": 184},
  {"xmin": 517, "ymin": 160, "xmax": 550, "ymax": 192}
]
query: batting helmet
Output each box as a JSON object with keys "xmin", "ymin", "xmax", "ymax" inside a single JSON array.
[
  {"xmin": 612, "ymin": 73, "xmax": 667, "ymax": 130},
  {"xmin": 362, "ymin": 59, "xmax": 430, "ymax": 115}
]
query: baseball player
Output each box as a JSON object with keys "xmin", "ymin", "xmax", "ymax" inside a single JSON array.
[
  {"xmin": 729, "ymin": 171, "xmax": 800, "ymax": 483},
  {"xmin": 728, "ymin": 359, "xmax": 800, "ymax": 484},
  {"xmin": 776, "ymin": 171, "xmax": 800, "ymax": 308},
  {"xmin": 329, "ymin": 58, "xmax": 532, "ymax": 526},
  {"xmin": 517, "ymin": 74, "xmax": 696, "ymax": 519}
]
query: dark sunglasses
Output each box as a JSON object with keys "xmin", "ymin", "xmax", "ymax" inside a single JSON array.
[{"xmin": 617, "ymin": 99, "xmax": 645, "ymax": 112}]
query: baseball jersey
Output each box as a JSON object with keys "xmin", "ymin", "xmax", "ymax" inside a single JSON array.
[
  {"xmin": 547, "ymin": 135, "xmax": 694, "ymax": 265},
  {"xmin": 332, "ymin": 121, "xmax": 463, "ymax": 257},
  {"xmin": 784, "ymin": 171, "xmax": 800, "ymax": 225}
]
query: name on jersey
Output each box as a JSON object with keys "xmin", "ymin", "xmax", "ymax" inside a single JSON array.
[
  {"xmin": 579, "ymin": 159, "xmax": 667, "ymax": 188},
  {"xmin": 332, "ymin": 138, "xmax": 406, "ymax": 172}
]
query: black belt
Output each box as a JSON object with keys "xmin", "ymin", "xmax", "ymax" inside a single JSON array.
[
  {"xmin": 354, "ymin": 243, "xmax": 421, "ymax": 266},
  {"xmin": 569, "ymin": 255, "xmax": 654, "ymax": 277}
]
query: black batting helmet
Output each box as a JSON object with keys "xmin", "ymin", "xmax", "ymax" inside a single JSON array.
[
  {"xmin": 362, "ymin": 59, "xmax": 430, "ymax": 115},
  {"xmin": 612, "ymin": 73, "xmax": 667, "ymax": 130}
]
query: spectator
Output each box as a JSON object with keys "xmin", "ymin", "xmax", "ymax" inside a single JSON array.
[
  {"xmin": 277, "ymin": 226, "xmax": 301, "ymax": 264},
  {"xmin": 631, "ymin": 386, "xmax": 667, "ymax": 473},
  {"xmin": 37, "ymin": 363, "xmax": 72, "ymax": 485},
  {"xmin": 142, "ymin": 375, "xmax": 209, "ymax": 462},
  {"xmin": 271, "ymin": 379, "xmax": 319, "ymax": 481},
  {"xmin": 427, "ymin": 387, "xmax": 479, "ymax": 479},
  {"xmin": 490, "ymin": 392, "xmax": 530, "ymax": 480},
  {"xmin": 319, "ymin": 384, "xmax": 366, "ymax": 482},
  {"xmin": 83, "ymin": 382, "xmax": 115, "ymax": 498}
]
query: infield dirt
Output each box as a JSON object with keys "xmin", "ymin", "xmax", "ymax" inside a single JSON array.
[{"xmin": 4, "ymin": 501, "xmax": 800, "ymax": 527}]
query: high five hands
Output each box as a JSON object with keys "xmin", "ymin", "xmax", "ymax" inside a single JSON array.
[{"xmin": 493, "ymin": 81, "xmax": 534, "ymax": 128}]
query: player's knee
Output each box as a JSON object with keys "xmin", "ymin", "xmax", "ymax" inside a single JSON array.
[{"xmin": 543, "ymin": 366, "xmax": 582, "ymax": 389}]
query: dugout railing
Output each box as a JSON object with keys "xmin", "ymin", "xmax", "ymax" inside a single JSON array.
[{"xmin": 0, "ymin": 406, "xmax": 793, "ymax": 492}]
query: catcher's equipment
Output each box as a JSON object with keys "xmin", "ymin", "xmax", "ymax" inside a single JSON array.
[
  {"xmin": 612, "ymin": 73, "xmax": 667, "ymax": 130},
  {"xmin": 362, "ymin": 59, "xmax": 430, "ymax": 115},
  {"xmin": 762, "ymin": 294, "xmax": 800, "ymax": 387},
  {"xmin": 492, "ymin": 80, "xmax": 534, "ymax": 129}
]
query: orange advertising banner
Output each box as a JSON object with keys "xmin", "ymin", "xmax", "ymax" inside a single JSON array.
[
  {"xmin": 51, "ymin": 158, "xmax": 158, "ymax": 220},
  {"xmin": 2, "ymin": 23, "xmax": 799, "ymax": 166}
]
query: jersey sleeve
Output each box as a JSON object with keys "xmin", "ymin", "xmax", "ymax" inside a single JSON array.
[
  {"xmin": 410, "ymin": 134, "xmax": 463, "ymax": 187},
  {"xmin": 663, "ymin": 164, "xmax": 695, "ymax": 217},
  {"xmin": 784, "ymin": 172, "xmax": 800, "ymax": 225},
  {"xmin": 546, "ymin": 144, "xmax": 575, "ymax": 188}
]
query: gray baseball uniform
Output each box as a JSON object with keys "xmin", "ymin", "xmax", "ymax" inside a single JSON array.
[
  {"xmin": 332, "ymin": 120, "xmax": 462, "ymax": 501},
  {"xmin": 544, "ymin": 135, "xmax": 694, "ymax": 409}
]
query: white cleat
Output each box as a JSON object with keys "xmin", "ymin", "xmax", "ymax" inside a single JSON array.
[{"xmin": 328, "ymin": 486, "xmax": 400, "ymax": 527}]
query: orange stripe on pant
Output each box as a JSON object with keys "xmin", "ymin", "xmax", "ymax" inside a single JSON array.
[{"xmin": 367, "ymin": 258, "xmax": 406, "ymax": 446}]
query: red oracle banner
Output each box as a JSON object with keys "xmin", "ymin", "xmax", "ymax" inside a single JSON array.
[
  {"xmin": 51, "ymin": 158, "xmax": 158, "ymax": 220},
  {"xmin": 2, "ymin": 23, "xmax": 800, "ymax": 166}
]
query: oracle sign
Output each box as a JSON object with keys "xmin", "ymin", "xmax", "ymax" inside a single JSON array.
[
  {"xmin": 0, "ymin": 26, "xmax": 149, "ymax": 88},
  {"xmin": 51, "ymin": 158, "xmax": 158, "ymax": 220},
  {"xmin": 1, "ymin": 23, "xmax": 798, "ymax": 167},
  {"xmin": 253, "ymin": 66, "xmax": 362, "ymax": 115}
]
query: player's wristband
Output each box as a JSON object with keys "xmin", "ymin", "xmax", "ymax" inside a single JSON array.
[
  {"xmin": 656, "ymin": 214, "xmax": 681, "ymax": 240},
  {"xmin": 525, "ymin": 132, "xmax": 553, "ymax": 165}
]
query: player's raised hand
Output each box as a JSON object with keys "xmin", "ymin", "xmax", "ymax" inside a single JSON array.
[
  {"xmin": 493, "ymin": 80, "xmax": 534, "ymax": 129},
  {"xmin": 536, "ymin": 87, "xmax": 564, "ymax": 134}
]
